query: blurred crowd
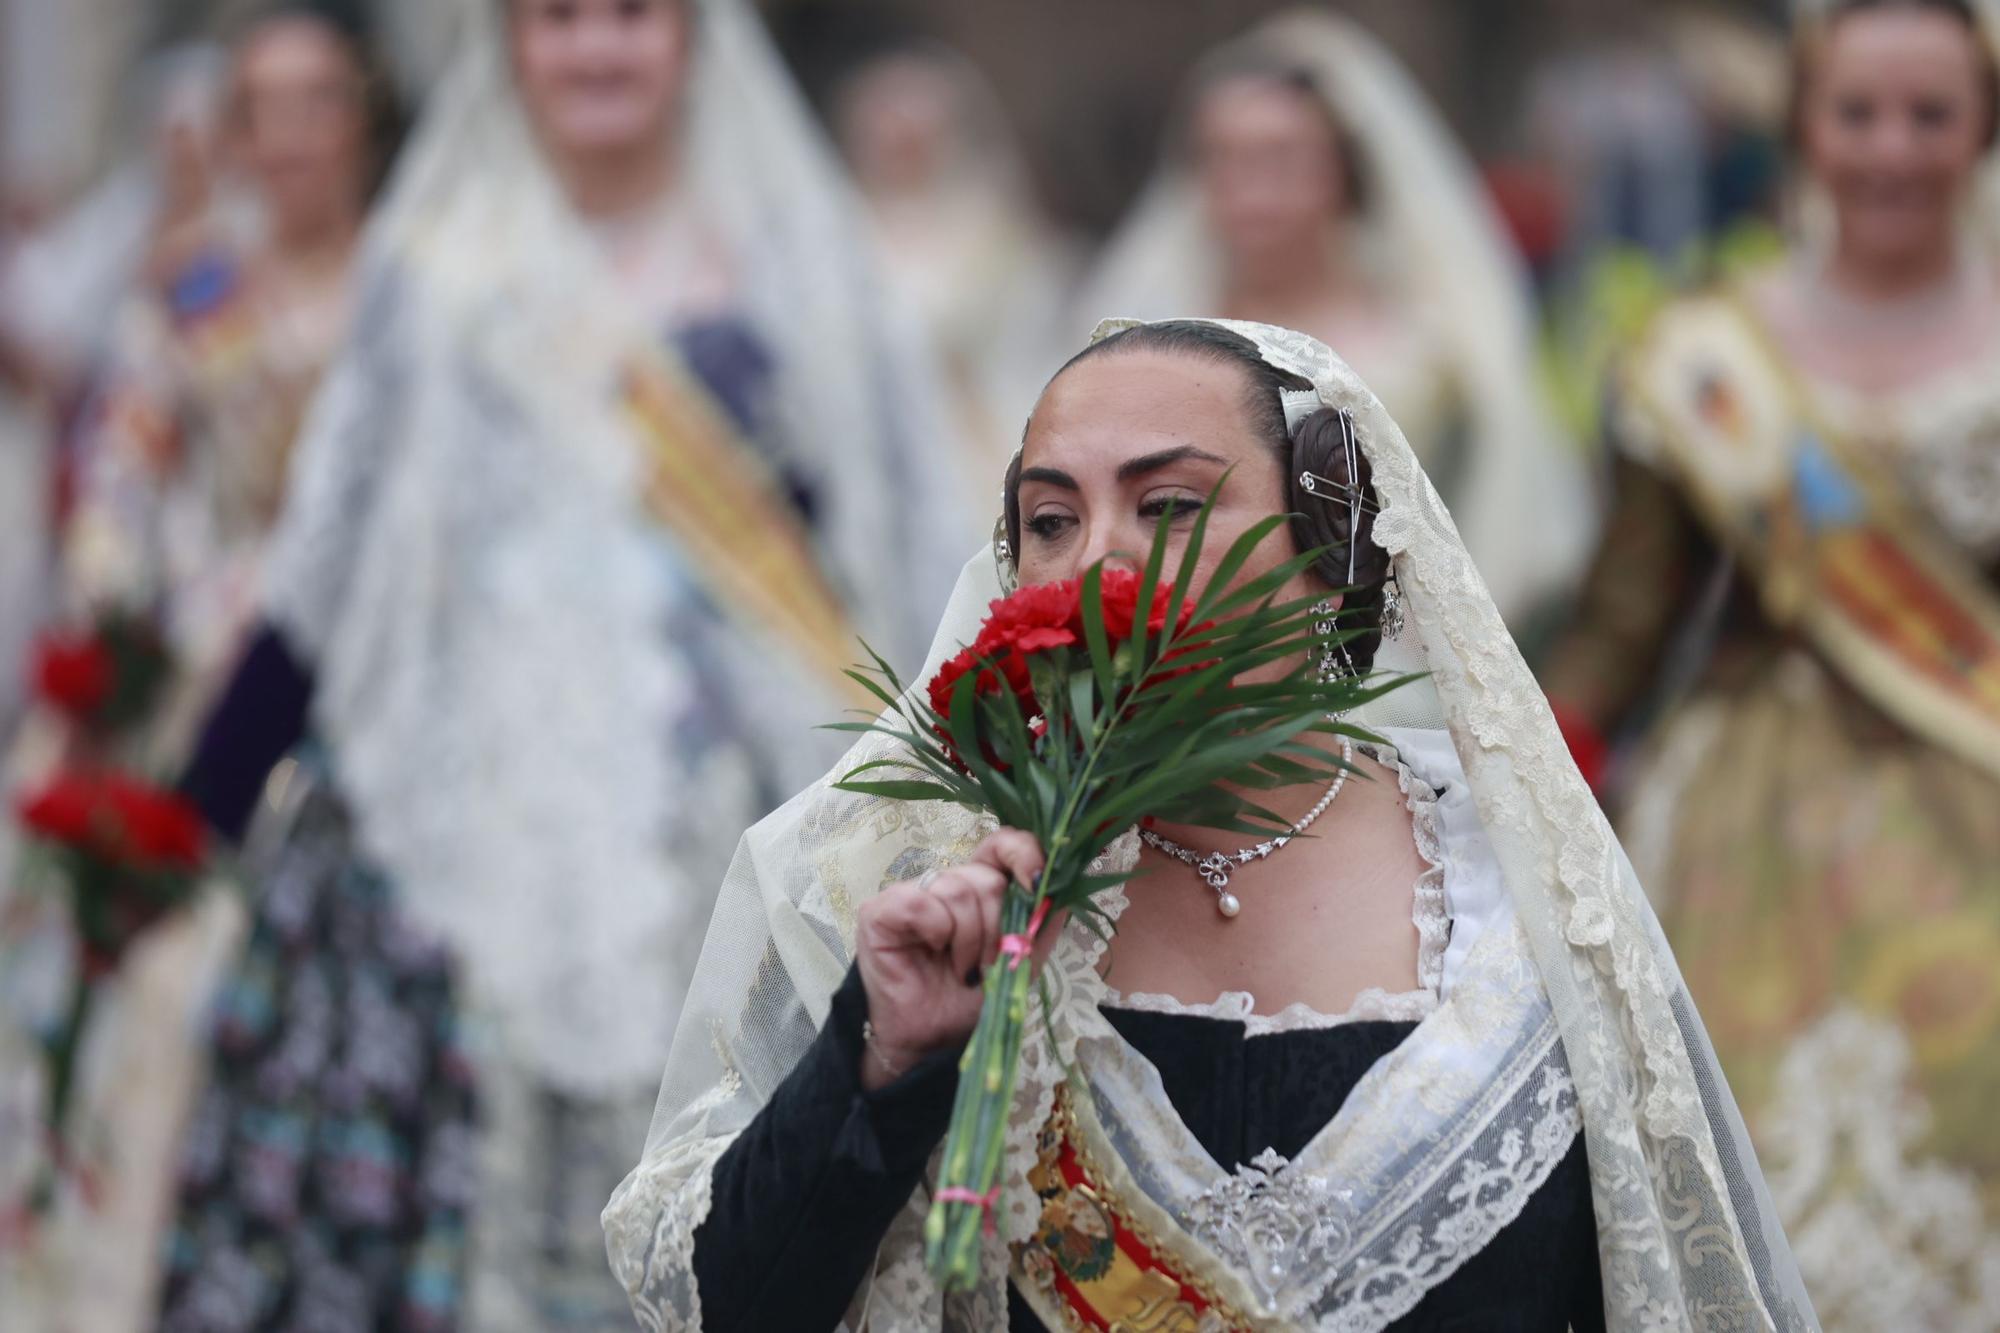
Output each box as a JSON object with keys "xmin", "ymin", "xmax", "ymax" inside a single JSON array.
[{"xmin": 2, "ymin": 0, "xmax": 1998, "ymax": 1329}]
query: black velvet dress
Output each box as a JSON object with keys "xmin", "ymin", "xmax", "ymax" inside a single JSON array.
[{"xmin": 691, "ymin": 966, "xmax": 1605, "ymax": 1332}]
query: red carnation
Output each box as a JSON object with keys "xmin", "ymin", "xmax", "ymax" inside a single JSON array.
[
  {"xmin": 1091, "ymin": 569, "xmax": 1192, "ymax": 641},
  {"xmin": 17, "ymin": 774, "xmax": 101, "ymax": 847},
  {"xmin": 15, "ymin": 770, "xmax": 206, "ymax": 870},
  {"xmin": 927, "ymin": 649, "xmax": 1017, "ymax": 773},
  {"xmin": 922, "ymin": 572, "xmax": 1208, "ymax": 773},
  {"xmin": 974, "ymin": 580, "xmax": 1081, "ymax": 662},
  {"xmin": 101, "ymin": 774, "xmax": 206, "ymax": 870},
  {"xmin": 928, "ymin": 645, "xmax": 1035, "ymax": 715},
  {"xmin": 33, "ymin": 632, "xmax": 113, "ymax": 719},
  {"xmin": 927, "ymin": 647, "xmax": 986, "ymax": 718}
]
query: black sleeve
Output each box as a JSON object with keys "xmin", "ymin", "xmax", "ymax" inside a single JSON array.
[
  {"xmin": 691, "ymin": 965, "xmax": 962, "ymax": 1332},
  {"xmin": 178, "ymin": 622, "xmax": 315, "ymax": 842},
  {"xmin": 1568, "ymin": 1140, "xmax": 1608, "ymax": 1332}
]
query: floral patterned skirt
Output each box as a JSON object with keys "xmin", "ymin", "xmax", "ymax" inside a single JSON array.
[
  {"xmin": 159, "ymin": 757, "xmax": 477, "ymax": 1332},
  {"xmin": 158, "ymin": 751, "xmax": 653, "ymax": 1332},
  {"xmin": 1624, "ymin": 652, "xmax": 2000, "ymax": 1332}
]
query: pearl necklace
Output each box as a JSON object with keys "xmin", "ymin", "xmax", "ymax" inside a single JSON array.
[{"xmin": 1136, "ymin": 739, "xmax": 1354, "ymax": 918}]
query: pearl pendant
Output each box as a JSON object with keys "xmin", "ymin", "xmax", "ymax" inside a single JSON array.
[{"xmin": 1216, "ymin": 892, "xmax": 1242, "ymax": 919}]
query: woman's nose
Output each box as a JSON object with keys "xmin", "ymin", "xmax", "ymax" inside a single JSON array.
[
  {"xmin": 1075, "ymin": 524, "xmax": 1143, "ymax": 577},
  {"xmin": 1862, "ymin": 114, "xmax": 1921, "ymax": 163},
  {"xmin": 571, "ymin": 14, "xmax": 628, "ymax": 62}
]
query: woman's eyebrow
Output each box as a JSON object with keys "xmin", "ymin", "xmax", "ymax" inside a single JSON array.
[
  {"xmin": 1018, "ymin": 466, "xmax": 1079, "ymax": 490},
  {"xmin": 1116, "ymin": 445, "xmax": 1228, "ymax": 481}
]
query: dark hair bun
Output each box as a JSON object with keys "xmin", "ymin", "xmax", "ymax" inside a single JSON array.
[{"xmin": 1287, "ymin": 406, "xmax": 1390, "ymax": 675}]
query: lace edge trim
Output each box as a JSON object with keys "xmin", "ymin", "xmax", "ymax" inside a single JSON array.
[
  {"xmin": 1374, "ymin": 742, "xmax": 1450, "ymax": 993},
  {"xmin": 602, "ymin": 1127, "xmax": 728, "ymax": 1332},
  {"xmin": 1310, "ymin": 1059, "xmax": 1584, "ymax": 1331},
  {"xmin": 1100, "ymin": 984, "xmax": 1436, "ymax": 1034},
  {"xmin": 1099, "ymin": 746, "xmax": 1450, "ymax": 1035}
]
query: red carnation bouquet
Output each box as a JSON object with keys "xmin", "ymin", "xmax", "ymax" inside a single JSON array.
[
  {"xmin": 830, "ymin": 494, "xmax": 1400, "ymax": 1290},
  {"xmin": 30, "ymin": 610, "xmax": 171, "ymax": 740},
  {"xmin": 12, "ymin": 767, "xmax": 208, "ymax": 1211}
]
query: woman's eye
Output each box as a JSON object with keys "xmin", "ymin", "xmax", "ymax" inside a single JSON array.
[
  {"xmin": 1911, "ymin": 99, "xmax": 1956, "ymax": 130},
  {"xmin": 1139, "ymin": 495, "xmax": 1203, "ymax": 523},
  {"xmin": 1025, "ymin": 513, "xmax": 1073, "ymax": 541}
]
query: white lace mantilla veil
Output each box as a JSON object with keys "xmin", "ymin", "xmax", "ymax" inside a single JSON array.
[
  {"xmin": 603, "ymin": 318, "xmax": 1817, "ymax": 1332},
  {"xmin": 1078, "ymin": 10, "xmax": 1594, "ymax": 625},
  {"xmin": 255, "ymin": 0, "xmax": 969, "ymax": 1096},
  {"xmin": 1982, "ymin": 0, "xmax": 2000, "ymax": 232}
]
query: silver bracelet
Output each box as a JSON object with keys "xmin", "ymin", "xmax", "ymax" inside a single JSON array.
[{"xmin": 859, "ymin": 1019, "xmax": 907, "ymax": 1080}]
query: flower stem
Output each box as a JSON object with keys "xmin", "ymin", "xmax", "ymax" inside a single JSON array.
[
  {"xmin": 925, "ymin": 884, "xmax": 1041, "ymax": 1291},
  {"xmin": 32, "ymin": 969, "xmax": 94, "ymax": 1214}
]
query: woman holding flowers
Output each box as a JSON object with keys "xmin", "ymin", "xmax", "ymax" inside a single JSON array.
[
  {"xmin": 603, "ymin": 318, "xmax": 1815, "ymax": 1332},
  {"xmin": 51, "ymin": 6, "xmax": 392, "ymax": 768}
]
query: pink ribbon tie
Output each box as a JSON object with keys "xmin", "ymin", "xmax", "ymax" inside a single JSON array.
[
  {"xmin": 996, "ymin": 899, "xmax": 1052, "ymax": 970},
  {"xmin": 936, "ymin": 1184, "xmax": 1003, "ymax": 1235}
]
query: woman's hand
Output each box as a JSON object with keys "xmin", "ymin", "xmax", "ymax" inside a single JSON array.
[{"xmin": 853, "ymin": 828, "xmax": 1047, "ymax": 1092}]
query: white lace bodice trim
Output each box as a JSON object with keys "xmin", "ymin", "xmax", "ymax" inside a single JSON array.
[
  {"xmin": 1101, "ymin": 746, "xmax": 1449, "ymax": 1033},
  {"xmin": 1100, "ymin": 983, "xmax": 1436, "ymax": 1033}
]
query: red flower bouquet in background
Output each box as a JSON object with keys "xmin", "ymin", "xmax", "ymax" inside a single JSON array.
[
  {"xmin": 828, "ymin": 491, "xmax": 1403, "ymax": 1291},
  {"xmin": 29, "ymin": 610, "xmax": 171, "ymax": 739},
  {"xmin": 12, "ymin": 768, "xmax": 208, "ymax": 1211},
  {"xmin": 32, "ymin": 637, "xmax": 113, "ymax": 717}
]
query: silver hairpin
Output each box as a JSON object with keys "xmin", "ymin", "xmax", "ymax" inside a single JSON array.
[
  {"xmin": 1299, "ymin": 409, "xmax": 1366, "ymax": 585},
  {"xmin": 1341, "ymin": 410, "xmax": 1359, "ymax": 585},
  {"xmin": 1297, "ymin": 471, "xmax": 1383, "ymax": 517}
]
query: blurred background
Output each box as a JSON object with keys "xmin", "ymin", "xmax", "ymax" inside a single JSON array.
[
  {"xmin": 10, "ymin": 1, "xmax": 2000, "ymax": 1330},
  {"xmin": 3, "ymin": 0, "xmax": 1793, "ymax": 248}
]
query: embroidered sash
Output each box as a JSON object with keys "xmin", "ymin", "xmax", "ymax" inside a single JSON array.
[
  {"xmin": 1624, "ymin": 293, "xmax": 2000, "ymax": 780},
  {"xmin": 100, "ymin": 253, "xmax": 263, "ymax": 472},
  {"xmin": 620, "ymin": 350, "xmax": 861, "ymax": 698},
  {"xmin": 1011, "ymin": 1087, "xmax": 1257, "ymax": 1333},
  {"xmin": 166, "ymin": 249, "xmax": 261, "ymax": 378}
]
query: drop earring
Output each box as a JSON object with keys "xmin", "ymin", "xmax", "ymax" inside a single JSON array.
[
  {"xmin": 1379, "ymin": 575, "xmax": 1405, "ymax": 641},
  {"xmin": 992, "ymin": 516, "xmax": 1019, "ymax": 594},
  {"xmin": 1312, "ymin": 599, "xmax": 1358, "ymax": 684}
]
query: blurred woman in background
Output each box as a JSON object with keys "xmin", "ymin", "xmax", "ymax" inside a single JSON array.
[
  {"xmin": 1080, "ymin": 8, "xmax": 1594, "ymax": 627},
  {"xmin": 1544, "ymin": 2, "xmax": 2000, "ymax": 1324},
  {"xmin": 55, "ymin": 6, "xmax": 392, "ymax": 766},
  {"xmin": 0, "ymin": 42, "xmax": 229, "ymax": 737},
  {"xmin": 158, "ymin": 0, "xmax": 967, "ymax": 1327},
  {"xmin": 0, "ymin": 12, "xmax": 388, "ymax": 1333},
  {"xmin": 835, "ymin": 41, "xmax": 1082, "ymax": 503}
]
